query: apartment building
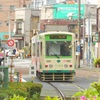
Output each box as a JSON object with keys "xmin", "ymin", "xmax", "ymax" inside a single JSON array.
[{"xmin": 0, "ymin": 0, "xmax": 31, "ymax": 43}]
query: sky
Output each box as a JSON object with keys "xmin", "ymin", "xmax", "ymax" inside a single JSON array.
[{"xmin": 87, "ymin": 0, "xmax": 98, "ymax": 4}]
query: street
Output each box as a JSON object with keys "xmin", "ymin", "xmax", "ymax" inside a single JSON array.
[{"xmin": 5, "ymin": 58, "xmax": 100, "ymax": 97}]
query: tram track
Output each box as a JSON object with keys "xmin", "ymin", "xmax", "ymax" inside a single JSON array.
[
  {"xmin": 47, "ymin": 82, "xmax": 66, "ymax": 100},
  {"xmin": 45, "ymin": 82, "xmax": 85, "ymax": 100}
]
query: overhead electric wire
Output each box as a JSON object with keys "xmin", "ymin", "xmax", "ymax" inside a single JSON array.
[{"xmin": 44, "ymin": 6, "xmax": 57, "ymax": 19}]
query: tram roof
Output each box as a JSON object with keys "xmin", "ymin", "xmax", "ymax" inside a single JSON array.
[{"xmin": 32, "ymin": 31, "xmax": 75, "ymax": 39}]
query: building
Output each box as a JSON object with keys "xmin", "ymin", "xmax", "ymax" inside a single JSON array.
[
  {"xmin": 13, "ymin": 8, "xmax": 40, "ymax": 56},
  {"xmin": 0, "ymin": 0, "xmax": 32, "ymax": 44},
  {"xmin": 96, "ymin": 0, "xmax": 100, "ymax": 58}
]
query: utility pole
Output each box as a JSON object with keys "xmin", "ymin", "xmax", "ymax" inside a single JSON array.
[
  {"xmin": 87, "ymin": 3, "xmax": 92, "ymax": 69},
  {"xmin": 82, "ymin": 18, "xmax": 85, "ymax": 64},
  {"xmin": 8, "ymin": 12, "xmax": 11, "ymax": 39},
  {"xmin": 77, "ymin": 0, "xmax": 81, "ymax": 68},
  {"xmin": 88, "ymin": 10, "xmax": 91, "ymax": 67}
]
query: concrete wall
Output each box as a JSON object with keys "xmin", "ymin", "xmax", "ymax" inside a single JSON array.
[
  {"xmin": 15, "ymin": 8, "xmax": 31, "ymax": 44},
  {"xmin": 40, "ymin": 19, "xmax": 78, "ymax": 32},
  {"xmin": 25, "ymin": 9, "xmax": 31, "ymax": 44},
  {"xmin": 40, "ymin": 6, "xmax": 53, "ymax": 20}
]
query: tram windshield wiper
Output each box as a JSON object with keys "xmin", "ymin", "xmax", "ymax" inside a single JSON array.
[
  {"xmin": 51, "ymin": 49, "xmax": 60, "ymax": 58},
  {"xmin": 51, "ymin": 52, "xmax": 60, "ymax": 58},
  {"xmin": 54, "ymin": 54, "xmax": 60, "ymax": 58}
]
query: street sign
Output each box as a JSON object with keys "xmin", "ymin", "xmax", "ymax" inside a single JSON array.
[
  {"xmin": 7, "ymin": 39, "xmax": 14, "ymax": 47},
  {"xmin": 77, "ymin": 45, "xmax": 81, "ymax": 52}
]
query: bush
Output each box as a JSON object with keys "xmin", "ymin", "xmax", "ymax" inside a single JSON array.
[
  {"xmin": 0, "ymin": 93, "xmax": 8, "ymax": 100},
  {"xmin": 73, "ymin": 81, "xmax": 100, "ymax": 100},
  {"xmin": 9, "ymin": 94, "xmax": 26, "ymax": 100},
  {"xmin": 0, "ymin": 82, "xmax": 43, "ymax": 100},
  {"xmin": 94, "ymin": 58, "xmax": 100, "ymax": 68},
  {"xmin": 44, "ymin": 96, "xmax": 61, "ymax": 100}
]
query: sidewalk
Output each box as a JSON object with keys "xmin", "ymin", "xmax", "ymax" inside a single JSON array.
[{"xmin": 75, "ymin": 61, "xmax": 100, "ymax": 78}]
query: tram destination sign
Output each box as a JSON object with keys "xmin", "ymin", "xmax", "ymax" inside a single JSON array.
[{"xmin": 50, "ymin": 35, "xmax": 66, "ymax": 39}]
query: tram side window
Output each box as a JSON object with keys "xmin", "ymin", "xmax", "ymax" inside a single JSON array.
[
  {"xmin": 37, "ymin": 42, "xmax": 39, "ymax": 57},
  {"xmin": 33, "ymin": 43, "xmax": 35, "ymax": 56},
  {"xmin": 40, "ymin": 42, "xmax": 42, "ymax": 56}
]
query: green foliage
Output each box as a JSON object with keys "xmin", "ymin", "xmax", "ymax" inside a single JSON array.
[
  {"xmin": 0, "ymin": 93, "xmax": 8, "ymax": 100},
  {"xmin": 30, "ymin": 92, "xmax": 40, "ymax": 100},
  {"xmin": 91, "ymin": 82, "xmax": 100, "ymax": 94},
  {"xmin": 73, "ymin": 81, "xmax": 100, "ymax": 100},
  {"xmin": 44, "ymin": 96, "xmax": 61, "ymax": 100},
  {"xmin": 0, "ymin": 82, "xmax": 42, "ymax": 100},
  {"xmin": 9, "ymin": 94, "xmax": 26, "ymax": 100},
  {"xmin": 94, "ymin": 58, "xmax": 100, "ymax": 67}
]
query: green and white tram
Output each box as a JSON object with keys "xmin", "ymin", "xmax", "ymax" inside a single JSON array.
[{"xmin": 31, "ymin": 31, "xmax": 76, "ymax": 81}]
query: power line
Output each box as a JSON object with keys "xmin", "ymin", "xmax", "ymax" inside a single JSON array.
[{"xmin": 44, "ymin": 6, "xmax": 57, "ymax": 20}]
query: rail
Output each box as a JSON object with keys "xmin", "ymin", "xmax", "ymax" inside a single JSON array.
[{"xmin": 47, "ymin": 82, "xmax": 66, "ymax": 100}]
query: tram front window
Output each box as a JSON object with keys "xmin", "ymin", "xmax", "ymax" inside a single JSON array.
[{"xmin": 46, "ymin": 41, "xmax": 72, "ymax": 56}]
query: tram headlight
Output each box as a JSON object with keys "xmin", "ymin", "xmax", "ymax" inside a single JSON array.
[
  {"xmin": 69, "ymin": 64, "xmax": 72, "ymax": 67},
  {"xmin": 64, "ymin": 64, "xmax": 68, "ymax": 68},
  {"xmin": 49, "ymin": 64, "xmax": 53, "ymax": 68}
]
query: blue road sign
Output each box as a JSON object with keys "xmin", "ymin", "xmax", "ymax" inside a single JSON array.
[{"xmin": 77, "ymin": 45, "xmax": 80, "ymax": 52}]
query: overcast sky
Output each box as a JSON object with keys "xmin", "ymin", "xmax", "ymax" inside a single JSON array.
[{"xmin": 87, "ymin": 0, "xmax": 97, "ymax": 4}]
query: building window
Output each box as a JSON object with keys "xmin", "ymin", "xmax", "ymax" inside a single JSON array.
[
  {"xmin": 17, "ymin": 22, "xmax": 22, "ymax": 29},
  {"xmin": 16, "ymin": 22, "xmax": 22, "ymax": 35},
  {"xmin": 6, "ymin": 21, "xmax": 9, "ymax": 26},
  {"xmin": 0, "ymin": 5, "xmax": 2, "ymax": 10},
  {"xmin": 17, "ymin": 30, "xmax": 22, "ymax": 35},
  {"xmin": 0, "ymin": 22, "xmax": 2, "ymax": 26},
  {"xmin": 46, "ymin": 0, "xmax": 56, "ymax": 4},
  {"xmin": 68, "ymin": 24, "xmax": 76, "ymax": 33},
  {"xmin": 92, "ymin": 25, "xmax": 96, "ymax": 32},
  {"xmin": 19, "ymin": 40, "xmax": 24, "ymax": 49},
  {"xmin": 74, "ymin": 0, "xmax": 78, "ymax": 3},
  {"xmin": 10, "ymin": 5, "xmax": 15, "ymax": 11}
]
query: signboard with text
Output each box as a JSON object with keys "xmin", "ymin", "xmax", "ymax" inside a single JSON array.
[{"xmin": 53, "ymin": 4, "xmax": 85, "ymax": 19}]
